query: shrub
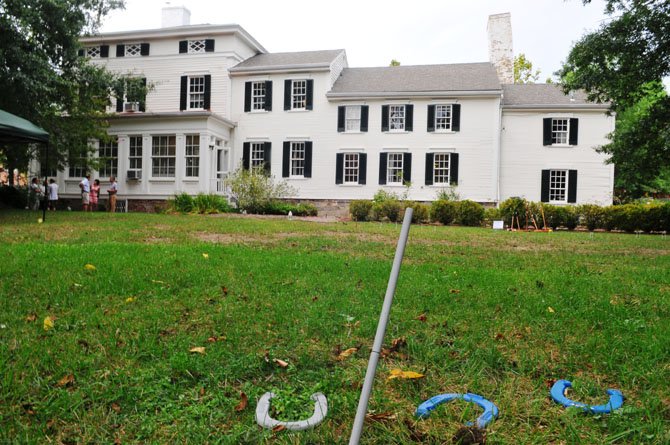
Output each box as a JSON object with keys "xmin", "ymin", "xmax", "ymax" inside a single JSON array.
[
  {"xmin": 483, "ymin": 207, "xmax": 502, "ymax": 227},
  {"xmin": 0, "ymin": 185, "xmax": 28, "ymax": 209},
  {"xmin": 499, "ymin": 197, "xmax": 527, "ymax": 227},
  {"xmin": 431, "ymin": 200, "xmax": 457, "ymax": 225},
  {"xmin": 350, "ymin": 200, "xmax": 373, "ymax": 221},
  {"xmin": 455, "ymin": 200, "xmax": 485, "ymax": 226},
  {"xmin": 401, "ymin": 202, "xmax": 430, "ymax": 224},
  {"xmin": 434, "ymin": 186, "xmax": 460, "ymax": 202},
  {"xmin": 192, "ymin": 193, "xmax": 235, "ymax": 214},
  {"xmin": 260, "ymin": 201, "xmax": 318, "ymax": 216},
  {"xmin": 563, "ymin": 206, "xmax": 579, "ymax": 230},
  {"xmin": 225, "ymin": 168, "xmax": 296, "ymax": 214},
  {"xmin": 372, "ymin": 199, "xmax": 403, "ymax": 222},
  {"xmin": 578, "ymin": 204, "xmax": 603, "ymax": 231},
  {"xmin": 169, "ymin": 192, "xmax": 194, "ymax": 213}
]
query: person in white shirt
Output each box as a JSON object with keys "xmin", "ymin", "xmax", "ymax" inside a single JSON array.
[
  {"xmin": 107, "ymin": 176, "xmax": 118, "ymax": 212},
  {"xmin": 79, "ymin": 173, "xmax": 91, "ymax": 212},
  {"xmin": 29, "ymin": 177, "xmax": 43, "ymax": 211},
  {"xmin": 48, "ymin": 179, "xmax": 59, "ymax": 211}
]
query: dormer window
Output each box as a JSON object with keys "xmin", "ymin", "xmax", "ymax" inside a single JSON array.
[
  {"xmin": 116, "ymin": 43, "xmax": 150, "ymax": 57},
  {"xmin": 78, "ymin": 45, "xmax": 109, "ymax": 58},
  {"xmin": 189, "ymin": 40, "xmax": 206, "ymax": 53},
  {"xmin": 87, "ymin": 46, "xmax": 101, "ymax": 58},
  {"xmin": 125, "ymin": 43, "xmax": 142, "ymax": 57},
  {"xmin": 179, "ymin": 39, "xmax": 215, "ymax": 54}
]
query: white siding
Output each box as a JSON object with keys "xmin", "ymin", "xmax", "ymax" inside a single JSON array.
[{"xmin": 328, "ymin": 51, "xmax": 348, "ymax": 88}]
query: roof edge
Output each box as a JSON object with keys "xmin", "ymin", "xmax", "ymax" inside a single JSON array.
[
  {"xmin": 502, "ymin": 104, "xmax": 610, "ymax": 110},
  {"xmin": 327, "ymin": 90, "xmax": 503, "ymax": 100},
  {"xmin": 230, "ymin": 65, "xmax": 332, "ymax": 75},
  {"xmin": 106, "ymin": 111, "xmax": 236, "ymax": 128}
]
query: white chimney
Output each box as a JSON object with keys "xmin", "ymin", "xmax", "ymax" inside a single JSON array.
[
  {"xmin": 487, "ymin": 13, "xmax": 514, "ymax": 84},
  {"xmin": 162, "ymin": 5, "xmax": 191, "ymax": 28}
]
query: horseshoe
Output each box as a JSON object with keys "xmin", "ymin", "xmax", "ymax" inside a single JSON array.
[
  {"xmin": 255, "ymin": 392, "xmax": 328, "ymax": 431},
  {"xmin": 415, "ymin": 393, "xmax": 499, "ymax": 429},
  {"xmin": 550, "ymin": 380, "xmax": 624, "ymax": 414}
]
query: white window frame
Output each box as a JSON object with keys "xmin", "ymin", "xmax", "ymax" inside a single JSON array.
[
  {"xmin": 151, "ymin": 135, "xmax": 176, "ymax": 178},
  {"xmin": 291, "ymin": 80, "xmax": 307, "ymax": 110},
  {"xmin": 68, "ymin": 160, "xmax": 88, "ymax": 179},
  {"xmin": 435, "ymin": 105, "xmax": 453, "ymax": 132},
  {"xmin": 252, "ymin": 81, "xmax": 266, "ymax": 111},
  {"xmin": 250, "ymin": 142, "xmax": 265, "ymax": 171},
  {"xmin": 343, "ymin": 153, "xmax": 360, "ymax": 184},
  {"xmin": 389, "ymin": 105, "xmax": 406, "ymax": 132},
  {"xmin": 551, "ymin": 118, "xmax": 570, "ymax": 145},
  {"xmin": 345, "ymin": 106, "xmax": 361, "ymax": 132},
  {"xmin": 549, "ymin": 169, "xmax": 568, "ymax": 203},
  {"xmin": 188, "ymin": 39, "xmax": 206, "ymax": 54},
  {"xmin": 185, "ymin": 135, "xmax": 200, "ymax": 177},
  {"xmin": 433, "ymin": 153, "xmax": 451, "ymax": 185},
  {"xmin": 124, "ymin": 43, "xmax": 142, "ymax": 57},
  {"xmin": 128, "ymin": 136, "xmax": 142, "ymax": 173},
  {"xmin": 86, "ymin": 46, "xmax": 101, "ymax": 58},
  {"xmin": 289, "ymin": 142, "xmax": 306, "ymax": 178},
  {"xmin": 98, "ymin": 139, "xmax": 118, "ymax": 178},
  {"xmin": 387, "ymin": 153, "xmax": 404, "ymax": 185},
  {"xmin": 188, "ymin": 76, "xmax": 206, "ymax": 110}
]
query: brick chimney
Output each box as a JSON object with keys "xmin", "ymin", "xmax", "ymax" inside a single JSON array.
[
  {"xmin": 487, "ymin": 13, "xmax": 514, "ymax": 84},
  {"xmin": 162, "ymin": 5, "xmax": 191, "ymax": 28}
]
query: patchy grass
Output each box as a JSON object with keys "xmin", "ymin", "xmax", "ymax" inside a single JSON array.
[{"xmin": 0, "ymin": 210, "xmax": 669, "ymax": 444}]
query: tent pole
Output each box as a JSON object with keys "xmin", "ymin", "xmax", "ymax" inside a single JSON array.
[{"xmin": 42, "ymin": 142, "xmax": 48, "ymax": 222}]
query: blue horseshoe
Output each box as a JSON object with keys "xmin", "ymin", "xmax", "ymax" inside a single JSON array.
[
  {"xmin": 415, "ymin": 393, "xmax": 499, "ymax": 429},
  {"xmin": 550, "ymin": 380, "xmax": 624, "ymax": 414}
]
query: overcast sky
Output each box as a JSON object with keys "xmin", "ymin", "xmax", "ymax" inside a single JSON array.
[{"xmin": 100, "ymin": 0, "xmax": 610, "ymax": 82}]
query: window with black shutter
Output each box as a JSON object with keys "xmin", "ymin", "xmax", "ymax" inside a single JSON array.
[
  {"xmin": 205, "ymin": 39, "xmax": 215, "ymax": 52},
  {"xmin": 140, "ymin": 43, "xmax": 150, "ymax": 56}
]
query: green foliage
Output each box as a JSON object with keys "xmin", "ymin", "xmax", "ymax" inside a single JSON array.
[
  {"xmin": 349, "ymin": 200, "xmax": 373, "ymax": 222},
  {"xmin": 168, "ymin": 193, "xmax": 235, "ymax": 214},
  {"xmin": 499, "ymin": 197, "xmax": 527, "ymax": 226},
  {"xmin": 372, "ymin": 199, "xmax": 403, "ymax": 223},
  {"xmin": 430, "ymin": 200, "xmax": 457, "ymax": 225},
  {"xmin": 389, "ymin": 59, "xmax": 401, "ymax": 66},
  {"xmin": 225, "ymin": 168, "xmax": 296, "ymax": 214},
  {"xmin": 483, "ymin": 207, "xmax": 502, "ymax": 226},
  {"xmin": 434, "ymin": 186, "xmax": 460, "ymax": 202},
  {"xmin": 0, "ymin": 185, "xmax": 28, "ymax": 209},
  {"xmin": 260, "ymin": 201, "xmax": 318, "ymax": 216},
  {"xmin": 514, "ymin": 53, "xmax": 541, "ymax": 84},
  {"xmin": 578, "ymin": 204, "xmax": 604, "ymax": 231},
  {"xmin": 455, "ymin": 200, "xmax": 485, "ymax": 226},
  {"xmin": 404, "ymin": 202, "xmax": 430, "ymax": 224}
]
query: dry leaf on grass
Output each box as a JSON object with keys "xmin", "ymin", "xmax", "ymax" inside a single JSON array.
[
  {"xmin": 125, "ymin": 297, "xmax": 135, "ymax": 303},
  {"xmin": 272, "ymin": 425, "xmax": 286, "ymax": 433},
  {"xmin": 387, "ymin": 369, "xmax": 424, "ymax": 380},
  {"xmin": 202, "ymin": 253, "xmax": 209, "ymax": 259},
  {"xmin": 111, "ymin": 402, "xmax": 121, "ymax": 413},
  {"xmin": 43, "ymin": 316, "xmax": 55, "ymax": 331},
  {"xmin": 234, "ymin": 392, "xmax": 248, "ymax": 412},
  {"xmin": 450, "ymin": 289, "xmax": 461, "ymax": 294},
  {"xmin": 547, "ymin": 306, "xmax": 555, "ymax": 313},
  {"xmin": 56, "ymin": 374, "xmax": 75, "ymax": 388},
  {"xmin": 189, "ymin": 346, "xmax": 206, "ymax": 354},
  {"xmin": 84, "ymin": 264, "xmax": 96, "ymax": 271},
  {"xmin": 366, "ymin": 412, "xmax": 397, "ymax": 422},
  {"xmin": 273, "ymin": 358, "xmax": 289, "ymax": 368},
  {"xmin": 336, "ymin": 347, "xmax": 359, "ymax": 361},
  {"xmin": 416, "ymin": 313, "xmax": 427, "ymax": 322},
  {"xmin": 25, "ymin": 313, "xmax": 37, "ymax": 323}
]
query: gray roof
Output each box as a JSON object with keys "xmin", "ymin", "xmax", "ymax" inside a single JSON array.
[
  {"xmin": 502, "ymin": 84, "xmax": 609, "ymax": 108},
  {"xmin": 328, "ymin": 63, "xmax": 501, "ymax": 96},
  {"xmin": 230, "ymin": 49, "xmax": 345, "ymax": 72}
]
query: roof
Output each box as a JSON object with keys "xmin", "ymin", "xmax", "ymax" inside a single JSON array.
[
  {"xmin": 229, "ymin": 49, "xmax": 345, "ymax": 74},
  {"xmin": 502, "ymin": 84, "xmax": 609, "ymax": 109},
  {"xmin": 0, "ymin": 109, "xmax": 49, "ymax": 143},
  {"xmin": 327, "ymin": 63, "xmax": 501, "ymax": 98}
]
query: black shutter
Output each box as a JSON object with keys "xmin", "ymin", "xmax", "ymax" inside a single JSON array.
[
  {"xmin": 568, "ymin": 170, "xmax": 578, "ymax": 203},
  {"xmin": 265, "ymin": 81, "xmax": 272, "ymax": 111},
  {"xmin": 244, "ymin": 82, "xmax": 251, "ymax": 112},
  {"xmin": 541, "ymin": 170, "xmax": 550, "ymax": 202},
  {"xmin": 450, "ymin": 153, "xmax": 459, "ymax": 185},
  {"xmin": 242, "ymin": 143, "xmax": 250, "ymax": 170},
  {"xmin": 78, "ymin": 48, "xmax": 85, "ymax": 57},
  {"xmin": 304, "ymin": 142, "xmax": 313, "ymax": 178},
  {"xmin": 282, "ymin": 142, "xmax": 290, "ymax": 178},
  {"xmin": 403, "ymin": 153, "xmax": 412, "ymax": 182},
  {"xmin": 358, "ymin": 153, "xmax": 367, "ymax": 184},
  {"xmin": 100, "ymin": 45, "xmax": 109, "ymax": 58},
  {"xmin": 139, "ymin": 78, "xmax": 147, "ymax": 112},
  {"xmin": 427, "ymin": 105, "xmax": 435, "ymax": 132},
  {"xmin": 569, "ymin": 118, "xmax": 579, "ymax": 145},
  {"xmin": 379, "ymin": 153, "xmax": 388, "ymax": 185},
  {"xmin": 335, "ymin": 154, "xmax": 344, "ymax": 184},
  {"xmin": 284, "ymin": 79, "xmax": 291, "ymax": 110},
  {"xmin": 543, "ymin": 118, "xmax": 553, "ymax": 145},
  {"xmin": 179, "ymin": 40, "xmax": 188, "ymax": 53},
  {"xmin": 337, "ymin": 106, "xmax": 346, "ymax": 132},
  {"xmin": 205, "ymin": 39, "xmax": 215, "ymax": 52},
  {"xmin": 452, "ymin": 104, "xmax": 461, "ymax": 132},
  {"xmin": 263, "ymin": 142, "xmax": 272, "ymax": 175},
  {"xmin": 116, "ymin": 97, "xmax": 123, "ymax": 112},
  {"xmin": 203, "ymin": 75, "xmax": 211, "ymax": 110},
  {"xmin": 405, "ymin": 105, "xmax": 414, "ymax": 132},
  {"xmin": 381, "ymin": 105, "xmax": 389, "ymax": 132},
  {"xmin": 116, "ymin": 44, "xmax": 125, "ymax": 57},
  {"xmin": 360, "ymin": 106, "xmax": 369, "ymax": 132},
  {"xmin": 306, "ymin": 79, "xmax": 314, "ymax": 110},
  {"xmin": 179, "ymin": 76, "xmax": 187, "ymax": 111},
  {"xmin": 425, "ymin": 153, "xmax": 434, "ymax": 185},
  {"xmin": 140, "ymin": 43, "xmax": 150, "ymax": 56}
]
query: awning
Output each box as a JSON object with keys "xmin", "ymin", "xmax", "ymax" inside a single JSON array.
[{"xmin": 0, "ymin": 109, "xmax": 49, "ymax": 144}]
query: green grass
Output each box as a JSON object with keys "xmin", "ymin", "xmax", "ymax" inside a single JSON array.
[{"xmin": 0, "ymin": 211, "xmax": 669, "ymax": 444}]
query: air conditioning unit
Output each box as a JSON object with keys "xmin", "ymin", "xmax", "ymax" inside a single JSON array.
[
  {"xmin": 124, "ymin": 102, "xmax": 140, "ymax": 112},
  {"xmin": 126, "ymin": 170, "xmax": 141, "ymax": 180}
]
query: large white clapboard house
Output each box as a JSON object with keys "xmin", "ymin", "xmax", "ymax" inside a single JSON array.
[{"xmin": 39, "ymin": 8, "xmax": 614, "ymax": 214}]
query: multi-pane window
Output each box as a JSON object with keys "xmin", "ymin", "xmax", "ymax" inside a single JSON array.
[
  {"xmin": 345, "ymin": 106, "xmax": 361, "ymax": 132},
  {"xmin": 344, "ymin": 153, "xmax": 359, "ymax": 184},
  {"xmin": 189, "ymin": 76, "xmax": 205, "ymax": 109},
  {"xmin": 125, "ymin": 43, "xmax": 142, "ymax": 57},
  {"xmin": 69, "ymin": 162, "xmax": 87, "ymax": 178},
  {"xmin": 188, "ymin": 40, "xmax": 206, "ymax": 53},
  {"xmin": 185, "ymin": 135, "xmax": 200, "ymax": 177},
  {"xmin": 98, "ymin": 139, "xmax": 118, "ymax": 178},
  {"xmin": 250, "ymin": 143, "xmax": 265, "ymax": 171},
  {"xmin": 128, "ymin": 136, "xmax": 142, "ymax": 172},
  {"xmin": 389, "ymin": 105, "xmax": 405, "ymax": 131},
  {"xmin": 290, "ymin": 142, "xmax": 306, "ymax": 177},
  {"xmin": 433, "ymin": 153, "xmax": 451, "ymax": 184},
  {"xmin": 86, "ymin": 46, "xmax": 101, "ymax": 58},
  {"xmin": 252, "ymin": 81, "xmax": 266, "ymax": 111},
  {"xmin": 387, "ymin": 153, "xmax": 404, "ymax": 184},
  {"xmin": 435, "ymin": 105, "xmax": 452, "ymax": 131},
  {"xmin": 549, "ymin": 170, "xmax": 568, "ymax": 202},
  {"xmin": 551, "ymin": 118, "xmax": 569, "ymax": 145},
  {"xmin": 151, "ymin": 135, "xmax": 176, "ymax": 178},
  {"xmin": 291, "ymin": 80, "xmax": 307, "ymax": 109}
]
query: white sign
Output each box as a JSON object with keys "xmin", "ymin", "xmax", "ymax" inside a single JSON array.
[{"xmin": 492, "ymin": 220, "xmax": 504, "ymax": 230}]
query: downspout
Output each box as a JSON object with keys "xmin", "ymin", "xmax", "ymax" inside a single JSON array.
[{"xmin": 494, "ymin": 93, "xmax": 503, "ymax": 206}]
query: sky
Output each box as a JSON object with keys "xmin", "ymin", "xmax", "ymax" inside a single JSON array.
[{"xmin": 100, "ymin": 0, "xmax": 611, "ymax": 82}]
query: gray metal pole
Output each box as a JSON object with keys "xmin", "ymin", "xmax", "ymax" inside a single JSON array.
[{"xmin": 349, "ymin": 208, "xmax": 413, "ymax": 445}]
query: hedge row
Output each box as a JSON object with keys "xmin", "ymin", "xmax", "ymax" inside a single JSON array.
[
  {"xmin": 350, "ymin": 198, "xmax": 485, "ymax": 226},
  {"xmin": 168, "ymin": 193, "xmax": 318, "ymax": 216}
]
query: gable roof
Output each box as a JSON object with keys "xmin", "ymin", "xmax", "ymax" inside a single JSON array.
[
  {"xmin": 229, "ymin": 49, "xmax": 345, "ymax": 74},
  {"xmin": 327, "ymin": 63, "xmax": 501, "ymax": 98},
  {"xmin": 502, "ymin": 84, "xmax": 609, "ymax": 109}
]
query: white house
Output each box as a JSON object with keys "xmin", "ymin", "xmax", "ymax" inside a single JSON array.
[{"xmin": 44, "ymin": 8, "xmax": 613, "ymax": 213}]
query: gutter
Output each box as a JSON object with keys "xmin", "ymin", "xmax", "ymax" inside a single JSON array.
[
  {"xmin": 326, "ymin": 90, "xmax": 502, "ymax": 100},
  {"xmin": 106, "ymin": 111, "xmax": 236, "ymax": 129}
]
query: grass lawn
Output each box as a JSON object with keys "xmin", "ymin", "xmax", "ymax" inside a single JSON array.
[{"xmin": 0, "ymin": 210, "xmax": 669, "ymax": 444}]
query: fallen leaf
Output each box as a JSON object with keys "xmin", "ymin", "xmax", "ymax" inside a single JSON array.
[
  {"xmin": 43, "ymin": 316, "xmax": 55, "ymax": 331},
  {"xmin": 46, "ymin": 418, "xmax": 56, "ymax": 429},
  {"xmin": 22, "ymin": 403, "xmax": 35, "ymax": 415},
  {"xmin": 151, "ymin": 279, "xmax": 166, "ymax": 284},
  {"xmin": 111, "ymin": 402, "xmax": 121, "ymax": 413},
  {"xmin": 273, "ymin": 358, "xmax": 289, "ymax": 368},
  {"xmin": 366, "ymin": 412, "xmax": 397, "ymax": 422},
  {"xmin": 56, "ymin": 374, "xmax": 75, "ymax": 388},
  {"xmin": 207, "ymin": 336, "xmax": 217, "ymax": 343},
  {"xmin": 125, "ymin": 297, "xmax": 135, "ymax": 303},
  {"xmin": 390, "ymin": 337, "xmax": 407, "ymax": 352},
  {"xmin": 84, "ymin": 263, "xmax": 96, "ymax": 271},
  {"xmin": 387, "ymin": 369, "xmax": 424, "ymax": 380},
  {"xmin": 495, "ymin": 333, "xmax": 505, "ymax": 341},
  {"xmin": 272, "ymin": 425, "xmax": 286, "ymax": 433},
  {"xmin": 202, "ymin": 253, "xmax": 209, "ymax": 259},
  {"xmin": 547, "ymin": 306, "xmax": 555, "ymax": 313},
  {"xmin": 450, "ymin": 289, "xmax": 461, "ymax": 294},
  {"xmin": 221, "ymin": 286, "xmax": 228, "ymax": 296},
  {"xmin": 336, "ymin": 347, "xmax": 359, "ymax": 361},
  {"xmin": 25, "ymin": 313, "xmax": 37, "ymax": 323},
  {"xmin": 234, "ymin": 392, "xmax": 248, "ymax": 412},
  {"xmin": 189, "ymin": 346, "xmax": 206, "ymax": 354},
  {"xmin": 416, "ymin": 313, "xmax": 427, "ymax": 322},
  {"xmin": 199, "ymin": 387, "xmax": 205, "ymax": 396}
]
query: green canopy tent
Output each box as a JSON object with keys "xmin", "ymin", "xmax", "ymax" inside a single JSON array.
[{"xmin": 0, "ymin": 109, "xmax": 51, "ymax": 221}]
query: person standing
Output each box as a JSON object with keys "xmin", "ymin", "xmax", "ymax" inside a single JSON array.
[
  {"xmin": 79, "ymin": 173, "xmax": 91, "ymax": 212},
  {"xmin": 90, "ymin": 179, "xmax": 100, "ymax": 211},
  {"xmin": 107, "ymin": 176, "xmax": 118, "ymax": 212},
  {"xmin": 47, "ymin": 179, "xmax": 59, "ymax": 211},
  {"xmin": 29, "ymin": 177, "xmax": 43, "ymax": 211}
]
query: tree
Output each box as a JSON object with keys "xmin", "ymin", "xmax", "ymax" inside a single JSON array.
[
  {"xmin": 513, "ymin": 53, "xmax": 541, "ymax": 84},
  {"xmin": 559, "ymin": 0, "xmax": 670, "ymax": 197},
  {"xmin": 389, "ymin": 59, "xmax": 401, "ymax": 67},
  {"xmin": 0, "ymin": 0, "xmax": 126, "ymax": 182}
]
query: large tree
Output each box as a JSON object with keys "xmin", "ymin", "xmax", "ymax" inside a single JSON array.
[
  {"xmin": 513, "ymin": 53, "xmax": 541, "ymax": 84},
  {"xmin": 0, "ymin": 0, "xmax": 125, "ymax": 181},
  {"xmin": 559, "ymin": 0, "xmax": 670, "ymax": 198}
]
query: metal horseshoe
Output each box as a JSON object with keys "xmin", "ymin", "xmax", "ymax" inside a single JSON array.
[
  {"xmin": 255, "ymin": 392, "xmax": 328, "ymax": 431},
  {"xmin": 550, "ymin": 380, "xmax": 624, "ymax": 414},
  {"xmin": 415, "ymin": 393, "xmax": 499, "ymax": 429}
]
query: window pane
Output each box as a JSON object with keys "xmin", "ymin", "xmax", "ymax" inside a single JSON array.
[
  {"xmin": 344, "ymin": 153, "xmax": 359, "ymax": 184},
  {"xmin": 292, "ymin": 80, "xmax": 307, "ymax": 109},
  {"xmin": 250, "ymin": 143, "xmax": 265, "ymax": 171},
  {"xmin": 252, "ymin": 81, "xmax": 266, "ymax": 110},
  {"xmin": 345, "ymin": 106, "xmax": 361, "ymax": 132},
  {"xmin": 389, "ymin": 105, "xmax": 405, "ymax": 131},
  {"xmin": 387, "ymin": 153, "xmax": 404, "ymax": 184},
  {"xmin": 290, "ymin": 142, "xmax": 305, "ymax": 177},
  {"xmin": 552, "ymin": 119, "xmax": 569, "ymax": 144},
  {"xmin": 185, "ymin": 135, "xmax": 200, "ymax": 177},
  {"xmin": 433, "ymin": 153, "xmax": 450, "ymax": 184},
  {"xmin": 435, "ymin": 105, "xmax": 452, "ymax": 130},
  {"xmin": 189, "ymin": 76, "xmax": 205, "ymax": 109},
  {"xmin": 549, "ymin": 170, "xmax": 567, "ymax": 202},
  {"xmin": 151, "ymin": 135, "xmax": 176, "ymax": 177},
  {"xmin": 98, "ymin": 139, "xmax": 118, "ymax": 178},
  {"xmin": 188, "ymin": 40, "xmax": 206, "ymax": 53}
]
